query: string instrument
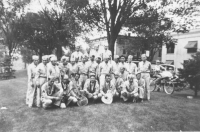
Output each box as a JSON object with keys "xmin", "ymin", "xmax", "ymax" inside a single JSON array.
[
  {"xmin": 115, "ymin": 79, "xmax": 123, "ymax": 93},
  {"xmin": 101, "ymin": 82, "xmax": 113, "ymax": 104},
  {"xmin": 72, "ymin": 80, "xmax": 88, "ymax": 106}
]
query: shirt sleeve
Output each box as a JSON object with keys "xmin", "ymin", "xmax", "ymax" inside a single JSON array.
[
  {"xmin": 41, "ymin": 83, "xmax": 48, "ymax": 98},
  {"xmin": 27, "ymin": 65, "xmax": 32, "ymax": 82},
  {"xmin": 69, "ymin": 81, "xmax": 76, "ymax": 97},
  {"xmin": 122, "ymin": 81, "xmax": 128, "ymax": 92},
  {"xmin": 141, "ymin": 79, "xmax": 145, "ymax": 88},
  {"xmin": 83, "ymin": 80, "xmax": 89, "ymax": 91},
  {"xmin": 100, "ymin": 83, "xmax": 104, "ymax": 94},
  {"xmin": 94, "ymin": 81, "xmax": 100, "ymax": 95},
  {"xmin": 134, "ymin": 63, "xmax": 138, "ymax": 74},
  {"xmin": 131, "ymin": 80, "xmax": 138, "ymax": 94},
  {"xmin": 35, "ymin": 65, "xmax": 41, "ymax": 81}
]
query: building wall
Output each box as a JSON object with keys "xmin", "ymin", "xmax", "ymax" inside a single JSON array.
[{"xmin": 162, "ymin": 29, "xmax": 200, "ymax": 69}]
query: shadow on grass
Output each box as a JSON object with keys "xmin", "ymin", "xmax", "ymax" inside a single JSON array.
[{"xmin": 170, "ymin": 89, "xmax": 200, "ymax": 100}]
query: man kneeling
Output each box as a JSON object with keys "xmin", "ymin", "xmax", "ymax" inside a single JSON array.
[
  {"xmin": 121, "ymin": 74, "xmax": 139, "ymax": 103},
  {"xmin": 111, "ymin": 71, "xmax": 124, "ymax": 98},
  {"xmin": 99, "ymin": 74, "xmax": 115, "ymax": 104},
  {"xmin": 41, "ymin": 77, "xmax": 63, "ymax": 109},
  {"xmin": 83, "ymin": 73, "xmax": 100, "ymax": 101}
]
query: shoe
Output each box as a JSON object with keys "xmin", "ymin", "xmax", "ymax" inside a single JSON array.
[{"xmin": 60, "ymin": 103, "xmax": 66, "ymax": 109}]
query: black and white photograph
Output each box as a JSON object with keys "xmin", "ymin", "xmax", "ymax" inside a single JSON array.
[{"xmin": 0, "ymin": 0, "xmax": 200, "ymax": 131}]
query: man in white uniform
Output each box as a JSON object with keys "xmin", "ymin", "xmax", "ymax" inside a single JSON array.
[
  {"xmin": 99, "ymin": 55, "xmax": 112, "ymax": 86},
  {"xmin": 41, "ymin": 77, "xmax": 64, "ymax": 109},
  {"xmin": 112, "ymin": 55, "xmax": 120, "ymax": 73},
  {"xmin": 59, "ymin": 56, "xmax": 71, "ymax": 79},
  {"xmin": 35, "ymin": 55, "xmax": 48, "ymax": 107},
  {"xmin": 69, "ymin": 58, "xmax": 79, "ymax": 79},
  {"xmin": 83, "ymin": 73, "xmax": 100, "ymax": 101},
  {"xmin": 119, "ymin": 55, "xmax": 127, "ymax": 70},
  {"xmin": 47, "ymin": 56, "xmax": 61, "ymax": 82},
  {"xmin": 138, "ymin": 54, "xmax": 151, "ymax": 101},
  {"xmin": 126, "ymin": 55, "xmax": 137, "ymax": 75},
  {"xmin": 78, "ymin": 56, "xmax": 89, "ymax": 89},
  {"xmin": 121, "ymin": 74, "xmax": 139, "ymax": 103},
  {"xmin": 71, "ymin": 45, "xmax": 83, "ymax": 62},
  {"xmin": 87, "ymin": 55, "xmax": 98, "ymax": 75},
  {"xmin": 103, "ymin": 43, "xmax": 112, "ymax": 60},
  {"xmin": 26, "ymin": 55, "xmax": 39, "ymax": 107}
]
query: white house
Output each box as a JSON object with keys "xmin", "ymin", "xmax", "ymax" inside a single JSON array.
[{"xmin": 162, "ymin": 28, "xmax": 200, "ymax": 69}]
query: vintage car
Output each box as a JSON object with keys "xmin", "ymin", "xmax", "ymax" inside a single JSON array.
[{"xmin": 160, "ymin": 64, "xmax": 177, "ymax": 73}]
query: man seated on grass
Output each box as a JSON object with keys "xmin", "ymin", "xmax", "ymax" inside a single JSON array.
[
  {"xmin": 119, "ymin": 66, "xmax": 129, "ymax": 81},
  {"xmin": 111, "ymin": 71, "xmax": 124, "ymax": 98},
  {"xmin": 99, "ymin": 74, "xmax": 115, "ymax": 99},
  {"xmin": 136, "ymin": 72, "xmax": 145, "ymax": 102},
  {"xmin": 83, "ymin": 73, "xmax": 100, "ymax": 102},
  {"xmin": 41, "ymin": 77, "xmax": 64, "ymax": 109},
  {"xmin": 68, "ymin": 73, "xmax": 83, "ymax": 105},
  {"xmin": 60, "ymin": 75, "xmax": 76, "ymax": 108},
  {"xmin": 121, "ymin": 74, "xmax": 139, "ymax": 103}
]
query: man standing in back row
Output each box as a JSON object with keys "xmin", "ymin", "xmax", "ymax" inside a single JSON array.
[
  {"xmin": 99, "ymin": 55, "xmax": 112, "ymax": 86},
  {"xmin": 126, "ymin": 55, "xmax": 137, "ymax": 75},
  {"xmin": 138, "ymin": 54, "xmax": 151, "ymax": 101},
  {"xmin": 35, "ymin": 55, "xmax": 48, "ymax": 107},
  {"xmin": 26, "ymin": 55, "xmax": 39, "ymax": 107}
]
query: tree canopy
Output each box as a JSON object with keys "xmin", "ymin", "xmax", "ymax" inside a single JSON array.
[{"xmin": 83, "ymin": 0, "xmax": 200, "ymax": 58}]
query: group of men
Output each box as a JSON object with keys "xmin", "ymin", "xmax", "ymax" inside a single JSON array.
[{"xmin": 26, "ymin": 44, "xmax": 151, "ymax": 109}]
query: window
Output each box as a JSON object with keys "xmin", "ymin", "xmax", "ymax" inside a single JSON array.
[
  {"xmin": 166, "ymin": 60, "xmax": 174, "ymax": 65},
  {"xmin": 185, "ymin": 41, "xmax": 198, "ymax": 53},
  {"xmin": 123, "ymin": 49, "xmax": 126, "ymax": 54},
  {"xmin": 167, "ymin": 43, "xmax": 175, "ymax": 54},
  {"xmin": 187, "ymin": 48, "xmax": 197, "ymax": 53}
]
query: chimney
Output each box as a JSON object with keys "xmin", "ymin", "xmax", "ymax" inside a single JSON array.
[{"xmin": 128, "ymin": 33, "xmax": 131, "ymax": 36}]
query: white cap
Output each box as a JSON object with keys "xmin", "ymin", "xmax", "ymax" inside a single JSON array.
[
  {"xmin": 141, "ymin": 54, "xmax": 146, "ymax": 58},
  {"xmin": 128, "ymin": 74, "xmax": 135, "ymax": 79},
  {"xmin": 128, "ymin": 55, "xmax": 133, "ymax": 59},
  {"xmin": 120, "ymin": 66, "xmax": 126, "ymax": 70},
  {"xmin": 76, "ymin": 45, "xmax": 81, "ymax": 48},
  {"xmin": 136, "ymin": 71, "xmax": 141, "ymax": 75},
  {"xmin": 63, "ymin": 75, "xmax": 69, "ymax": 79},
  {"xmin": 50, "ymin": 56, "xmax": 57, "ymax": 61},
  {"xmin": 48, "ymin": 54, "xmax": 56, "ymax": 59},
  {"xmin": 156, "ymin": 60, "xmax": 160, "ymax": 63},
  {"xmin": 32, "ymin": 55, "xmax": 39, "ymax": 60},
  {"xmin": 114, "ymin": 55, "xmax": 119, "ymax": 59},
  {"xmin": 42, "ymin": 55, "xmax": 48, "ymax": 60},
  {"xmin": 114, "ymin": 71, "xmax": 120, "ymax": 76},
  {"xmin": 61, "ymin": 56, "xmax": 69, "ymax": 62}
]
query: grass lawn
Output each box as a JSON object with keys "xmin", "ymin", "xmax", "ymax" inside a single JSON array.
[{"xmin": 0, "ymin": 70, "xmax": 200, "ymax": 132}]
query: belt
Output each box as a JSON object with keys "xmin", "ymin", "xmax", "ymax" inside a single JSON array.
[
  {"xmin": 141, "ymin": 72, "xmax": 150, "ymax": 74},
  {"xmin": 80, "ymin": 73, "xmax": 88, "ymax": 75},
  {"xmin": 39, "ymin": 76, "xmax": 47, "ymax": 78}
]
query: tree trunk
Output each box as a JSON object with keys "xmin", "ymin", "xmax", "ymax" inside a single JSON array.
[
  {"xmin": 39, "ymin": 50, "xmax": 43, "ymax": 62},
  {"xmin": 56, "ymin": 45, "xmax": 62, "ymax": 60},
  {"xmin": 109, "ymin": 38, "xmax": 115, "ymax": 58},
  {"xmin": 108, "ymin": 32, "xmax": 118, "ymax": 58}
]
